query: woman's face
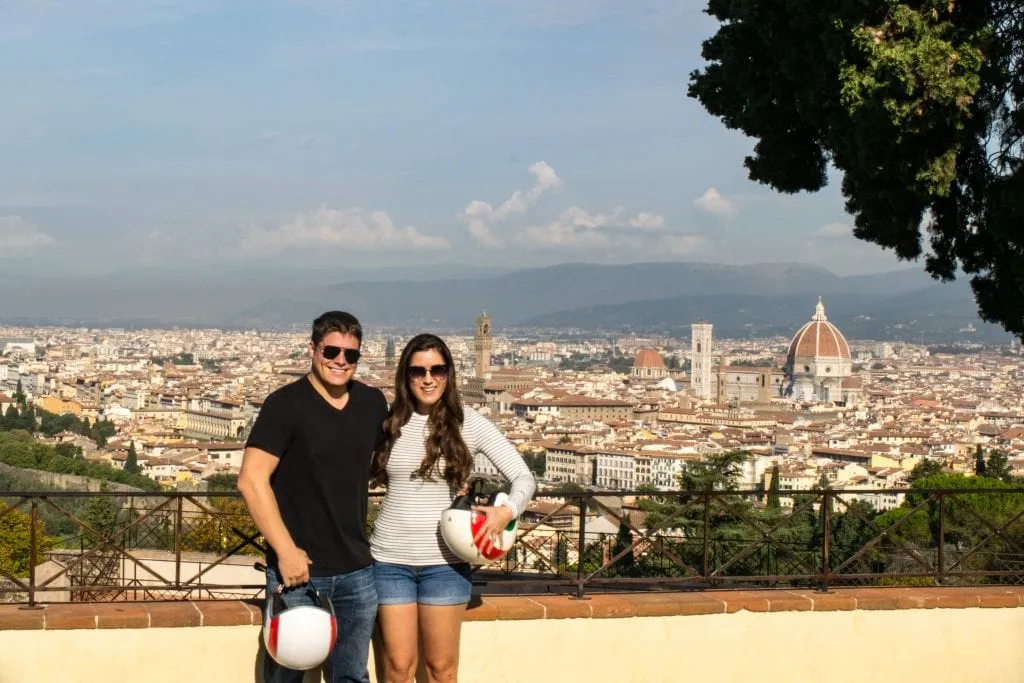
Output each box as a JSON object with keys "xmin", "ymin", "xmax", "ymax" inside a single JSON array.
[{"xmin": 407, "ymin": 348, "xmax": 449, "ymax": 413}]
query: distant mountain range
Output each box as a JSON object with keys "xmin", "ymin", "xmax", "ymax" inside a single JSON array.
[{"xmin": 0, "ymin": 261, "xmax": 1008, "ymax": 343}]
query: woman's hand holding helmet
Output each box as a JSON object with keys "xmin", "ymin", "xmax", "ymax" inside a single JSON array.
[{"xmin": 470, "ymin": 504, "xmax": 515, "ymax": 555}]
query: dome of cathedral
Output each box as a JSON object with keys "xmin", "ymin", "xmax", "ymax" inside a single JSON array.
[
  {"xmin": 787, "ymin": 298, "xmax": 850, "ymax": 361},
  {"xmin": 633, "ymin": 348, "xmax": 666, "ymax": 369}
]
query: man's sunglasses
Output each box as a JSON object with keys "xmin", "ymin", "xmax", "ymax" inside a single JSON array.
[
  {"xmin": 320, "ymin": 345, "xmax": 361, "ymax": 364},
  {"xmin": 408, "ymin": 364, "xmax": 449, "ymax": 380}
]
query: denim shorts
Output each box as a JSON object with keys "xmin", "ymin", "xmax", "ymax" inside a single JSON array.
[{"xmin": 373, "ymin": 560, "xmax": 473, "ymax": 606}]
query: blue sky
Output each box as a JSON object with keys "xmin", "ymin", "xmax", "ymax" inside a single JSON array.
[{"xmin": 0, "ymin": 0, "xmax": 907, "ymax": 276}]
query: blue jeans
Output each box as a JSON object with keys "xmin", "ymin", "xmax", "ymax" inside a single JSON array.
[{"xmin": 263, "ymin": 565, "xmax": 377, "ymax": 683}]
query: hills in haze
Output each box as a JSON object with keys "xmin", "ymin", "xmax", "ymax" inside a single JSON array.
[{"xmin": 0, "ymin": 261, "xmax": 1008, "ymax": 343}]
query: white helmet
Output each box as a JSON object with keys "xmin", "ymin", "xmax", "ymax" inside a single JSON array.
[
  {"xmin": 440, "ymin": 489, "xmax": 519, "ymax": 565},
  {"xmin": 263, "ymin": 584, "xmax": 337, "ymax": 671}
]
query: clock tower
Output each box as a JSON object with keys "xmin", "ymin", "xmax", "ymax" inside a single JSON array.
[{"xmin": 474, "ymin": 311, "xmax": 493, "ymax": 379}]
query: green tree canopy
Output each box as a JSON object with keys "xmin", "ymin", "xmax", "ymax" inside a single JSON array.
[
  {"xmin": 690, "ymin": 1, "xmax": 1024, "ymax": 334},
  {"xmin": 0, "ymin": 507, "xmax": 55, "ymax": 578},
  {"xmin": 986, "ymin": 449, "xmax": 1013, "ymax": 482},
  {"xmin": 767, "ymin": 463, "xmax": 782, "ymax": 511},
  {"xmin": 680, "ymin": 450, "xmax": 751, "ymax": 491},
  {"xmin": 124, "ymin": 442, "xmax": 140, "ymax": 475},
  {"xmin": 907, "ymin": 457, "xmax": 944, "ymax": 483}
]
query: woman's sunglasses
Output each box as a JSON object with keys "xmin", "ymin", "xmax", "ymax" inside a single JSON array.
[
  {"xmin": 320, "ymin": 345, "xmax": 361, "ymax": 364},
  {"xmin": 408, "ymin": 364, "xmax": 449, "ymax": 381}
]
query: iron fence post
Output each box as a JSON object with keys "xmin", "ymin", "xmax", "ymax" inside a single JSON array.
[
  {"xmin": 21, "ymin": 499, "xmax": 43, "ymax": 610},
  {"xmin": 702, "ymin": 494, "xmax": 711, "ymax": 580},
  {"xmin": 572, "ymin": 495, "xmax": 589, "ymax": 600},
  {"xmin": 937, "ymin": 492, "xmax": 945, "ymax": 586},
  {"xmin": 174, "ymin": 496, "xmax": 183, "ymax": 592},
  {"xmin": 818, "ymin": 490, "xmax": 832, "ymax": 593}
]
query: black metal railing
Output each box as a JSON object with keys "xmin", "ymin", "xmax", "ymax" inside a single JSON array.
[{"xmin": 1, "ymin": 487, "xmax": 1022, "ymax": 605}]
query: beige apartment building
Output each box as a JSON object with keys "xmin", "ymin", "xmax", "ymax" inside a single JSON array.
[{"xmin": 512, "ymin": 396, "xmax": 633, "ymax": 422}]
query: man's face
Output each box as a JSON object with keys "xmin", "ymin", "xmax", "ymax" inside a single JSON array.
[{"xmin": 309, "ymin": 331, "xmax": 361, "ymax": 390}]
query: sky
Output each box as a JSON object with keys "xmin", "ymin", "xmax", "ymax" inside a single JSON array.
[{"xmin": 0, "ymin": 0, "xmax": 909, "ymax": 277}]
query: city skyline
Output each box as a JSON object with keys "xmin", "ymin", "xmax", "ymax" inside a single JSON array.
[{"xmin": 1, "ymin": 0, "xmax": 908, "ymax": 277}]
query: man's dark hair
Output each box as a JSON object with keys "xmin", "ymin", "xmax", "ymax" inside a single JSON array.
[{"xmin": 311, "ymin": 311, "xmax": 363, "ymax": 346}]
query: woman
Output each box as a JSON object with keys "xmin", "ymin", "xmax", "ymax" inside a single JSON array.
[{"xmin": 370, "ymin": 333, "xmax": 536, "ymax": 683}]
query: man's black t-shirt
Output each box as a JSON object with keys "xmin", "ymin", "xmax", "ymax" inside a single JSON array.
[{"xmin": 246, "ymin": 376, "xmax": 387, "ymax": 576}]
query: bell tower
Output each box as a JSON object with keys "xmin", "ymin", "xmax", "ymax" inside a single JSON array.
[
  {"xmin": 384, "ymin": 335, "xmax": 396, "ymax": 371},
  {"xmin": 474, "ymin": 311, "xmax": 493, "ymax": 380},
  {"xmin": 691, "ymin": 320, "xmax": 713, "ymax": 399}
]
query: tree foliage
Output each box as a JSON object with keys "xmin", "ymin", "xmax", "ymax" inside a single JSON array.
[
  {"xmin": 907, "ymin": 457, "xmax": 944, "ymax": 483},
  {"xmin": 985, "ymin": 449, "xmax": 1013, "ymax": 482},
  {"xmin": 680, "ymin": 450, "xmax": 752, "ymax": 491},
  {"xmin": 181, "ymin": 497, "xmax": 263, "ymax": 556},
  {"xmin": 767, "ymin": 463, "xmax": 781, "ymax": 511},
  {"xmin": 518, "ymin": 448, "xmax": 547, "ymax": 478},
  {"xmin": 975, "ymin": 445, "xmax": 988, "ymax": 476},
  {"xmin": 124, "ymin": 442, "xmax": 140, "ymax": 475},
  {"xmin": 80, "ymin": 494, "xmax": 121, "ymax": 548},
  {"xmin": 690, "ymin": 0, "xmax": 1024, "ymax": 334},
  {"xmin": 0, "ymin": 430, "xmax": 157, "ymax": 491},
  {"xmin": 0, "ymin": 507, "xmax": 55, "ymax": 578}
]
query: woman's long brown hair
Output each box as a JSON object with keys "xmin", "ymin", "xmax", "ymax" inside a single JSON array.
[{"xmin": 371, "ymin": 334, "xmax": 472, "ymax": 489}]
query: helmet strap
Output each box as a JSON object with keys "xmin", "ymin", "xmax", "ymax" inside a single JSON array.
[
  {"xmin": 269, "ymin": 583, "xmax": 335, "ymax": 617},
  {"xmin": 450, "ymin": 479, "xmax": 478, "ymax": 511}
]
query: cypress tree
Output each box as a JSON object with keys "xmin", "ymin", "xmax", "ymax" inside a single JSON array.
[
  {"xmin": 124, "ymin": 442, "xmax": 141, "ymax": 475},
  {"xmin": 767, "ymin": 463, "xmax": 781, "ymax": 511}
]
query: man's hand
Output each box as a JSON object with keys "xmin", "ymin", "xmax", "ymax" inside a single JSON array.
[{"xmin": 277, "ymin": 547, "xmax": 313, "ymax": 588}]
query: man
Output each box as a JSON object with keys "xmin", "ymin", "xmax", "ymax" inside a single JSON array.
[{"xmin": 239, "ymin": 311, "xmax": 387, "ymax": 683}]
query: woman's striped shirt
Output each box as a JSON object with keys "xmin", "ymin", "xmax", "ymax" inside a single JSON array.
[{"xmin": 369, "ymin": 406, "xmax": 537, "ymax": 567}]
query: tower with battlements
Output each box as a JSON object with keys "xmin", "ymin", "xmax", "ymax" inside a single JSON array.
[{"xmin": 474, "ymin": 311, "xmax": 493, "ymax": 380}]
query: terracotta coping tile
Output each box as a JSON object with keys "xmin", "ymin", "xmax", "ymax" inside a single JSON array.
[
  {"xmin": 848, "ymin": 588, "xmax": 902, "ymax": 610},
  {"xmin": 0, "ymin": 605, "xmax": 46, "ymax": 630},
  {"xmin": 194, "ymin": 600, "xmax": 256, "ymax": 627},
  {"xmin": 0, "ymin": 587, "xmax": 1021, "ymax": 631},
  {"xmin": 146, "ymin": 601, "xmax": 202, "ymax": 628},
  {"xmin": 484, "ymin": 596, "xmax": 546, "ymax": 621},
  {"xmin": 527, "ymin": 595, "xmax": 593, "ymax": 619},
  {"xmin": 715, "ymin": 591, "xmax": 771, "ymax": 613},
  {"xmin": 628, "ymin": 593, "xmax": 725, "ymax": 617},
  {"xmin": 463, "ymin": 599, "xmax": 500, "ymax": 622},
  {"xmin": 973, "ymin": 587, "xmax": 1022, "ymax": 609},
  {"xmin": 740, "ymin": 590, "xmax": 814, "ymax": 612},
  {"xmin": 795, "ymin": 590, "xmax": 858, "ymax": 612},
  {"xmin": 93, "ymin": 603, "xmax": 150, "ymax": 629},
  {"xmin": 44, "ymin": 603, "xmax": 98, "ymax": 630},
  {"xmin": 588, "ymin": 595, "xmax": 638, "ymax": 619}
]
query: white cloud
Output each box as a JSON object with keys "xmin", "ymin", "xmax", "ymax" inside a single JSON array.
[
  {"xmin": 515, "ymin": 207, "xmax": 677, "ymax": 249},
  {"xmin": 628, "ymin": 212, "xmax": 666, "ymax": 231},
  {"xmin": 694, "ymin": 188, "xmax": 737, "ymax": 217},
  {"xmin": 815, "ymin": 222, "xmax": 852, "ymax": 239},
  {"xmin": 516, "ymin": 206, "xmax": 622, "ymax": 248},
  {"xmin": 0, "ymin": 216, "xmax": 56, "ymax": 250},
  {"xmin": 458, "ymin": 161, "xmax": 563, "ymax": 246},
  {"xmin": 240, "ymin": 205, "xmax": 449, "ymax": 254}
]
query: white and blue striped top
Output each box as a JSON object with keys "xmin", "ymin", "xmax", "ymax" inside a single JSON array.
[{"xmin": 370, "ymin": 406, "xmax": 536, "ymax": 566}]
